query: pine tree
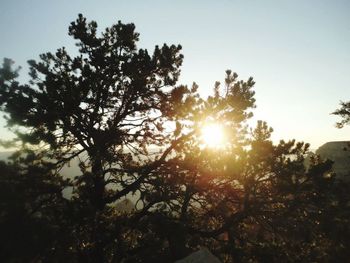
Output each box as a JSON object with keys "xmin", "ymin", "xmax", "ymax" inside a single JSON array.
[{"xmin": 0, "ymin": 14, "xmax": 197, "ymax": 262}]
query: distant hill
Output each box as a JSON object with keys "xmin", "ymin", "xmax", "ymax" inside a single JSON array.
[
  {"xmin": 316, "ymin": 141, "xmax": 350, "ymax": 180},
  {"xmin": 0, "ymin": 151, "xmax": 81, "ymax": 179},
  {"xmin": 0, "ymin": 151, "xmax": 13, "ymax": 160},
  {"xmin": 0, "ymin": 151, "xmax": 136, "ymax": 208}
]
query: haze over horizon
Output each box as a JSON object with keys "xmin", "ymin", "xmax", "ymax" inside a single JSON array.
[{"xmin": 1, "ymin": 0, "xmax": 349, "ymax": 149}]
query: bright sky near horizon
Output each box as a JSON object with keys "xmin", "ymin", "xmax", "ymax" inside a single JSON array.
[{"xmin": 0, "ymin": 0, "xmax": 349, "ymax": 149}]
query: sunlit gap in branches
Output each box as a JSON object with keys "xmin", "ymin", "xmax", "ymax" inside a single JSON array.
[{"xmin": 200, "ymin": 122, "xmax": 227, "ymax": 149}]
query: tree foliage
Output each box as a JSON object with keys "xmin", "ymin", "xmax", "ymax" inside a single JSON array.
[
  {"xmin": 333, "ymin": 101, "xmax": 350, "ymax": 128},
  {"xmin": 0, "ymin": 154, "xmax": 73, "ymax": 262},
  {"xmin": 0, "ymin": 14, "xmax": 349, "ymax": 263}
]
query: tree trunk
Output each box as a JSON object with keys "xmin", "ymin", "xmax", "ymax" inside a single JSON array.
[
  {"xmin": 168, "ymin": 222, "xmax": 190, "ymax": 260},
  {"xmin": 90, "ymin": 159, "xmax": 106, "ymax": 262}
]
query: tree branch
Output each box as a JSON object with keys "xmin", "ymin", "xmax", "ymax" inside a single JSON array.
[{"xmin": 104, "ymin": 131, "xmax": 194, "ymax": 203}]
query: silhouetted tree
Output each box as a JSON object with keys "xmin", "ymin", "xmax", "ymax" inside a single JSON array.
[
  {"xmin": 0, "ymin": 151, "xmax": 74, "ymax": 262},
  {"xmin": 0, "ymin": 14, "xmax": 348, "ymax": 263},
  {"xmin": 0, "ymin": 14, "xmax": 198, "ymax": 262},
  {"xmin": 132, "ymin": 77, "xmax": 341, "ymax": 262},
  {"xmin": 119, "ymin": 70, "xmax": 257, "ymax": 261}
]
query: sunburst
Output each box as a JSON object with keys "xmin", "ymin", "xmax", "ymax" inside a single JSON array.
[{"xmin": 201, "ymin": 123, "xmax": 226, "ymax": 148}]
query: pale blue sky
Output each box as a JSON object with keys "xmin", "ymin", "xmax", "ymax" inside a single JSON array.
[{"xmin": 0, "ymin": 0, "xmax": 349, "ymax": 148}]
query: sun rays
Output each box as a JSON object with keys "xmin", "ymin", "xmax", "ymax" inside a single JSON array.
[{"xmin": 200, "ymin": 123, "xmax": 226, "ymax": 148}]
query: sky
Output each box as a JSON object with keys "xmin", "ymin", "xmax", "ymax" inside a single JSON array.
[{"xmin": 0, "ymin": 0, "xmax": 349, "ymax": 149}]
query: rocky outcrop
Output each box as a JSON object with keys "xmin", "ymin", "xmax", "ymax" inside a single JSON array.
[
  {"xmin": 316, "ymin": 141, "xmax": 350, "ymax": 180},
  {"xmin": 175, "ymin": 248, "xmax": 222, "ymax": 263}
]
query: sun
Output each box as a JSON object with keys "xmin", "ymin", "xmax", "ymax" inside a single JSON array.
[{"xmin": 201, "ymin": 123, "xmax": 226, "ymax": 148}]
